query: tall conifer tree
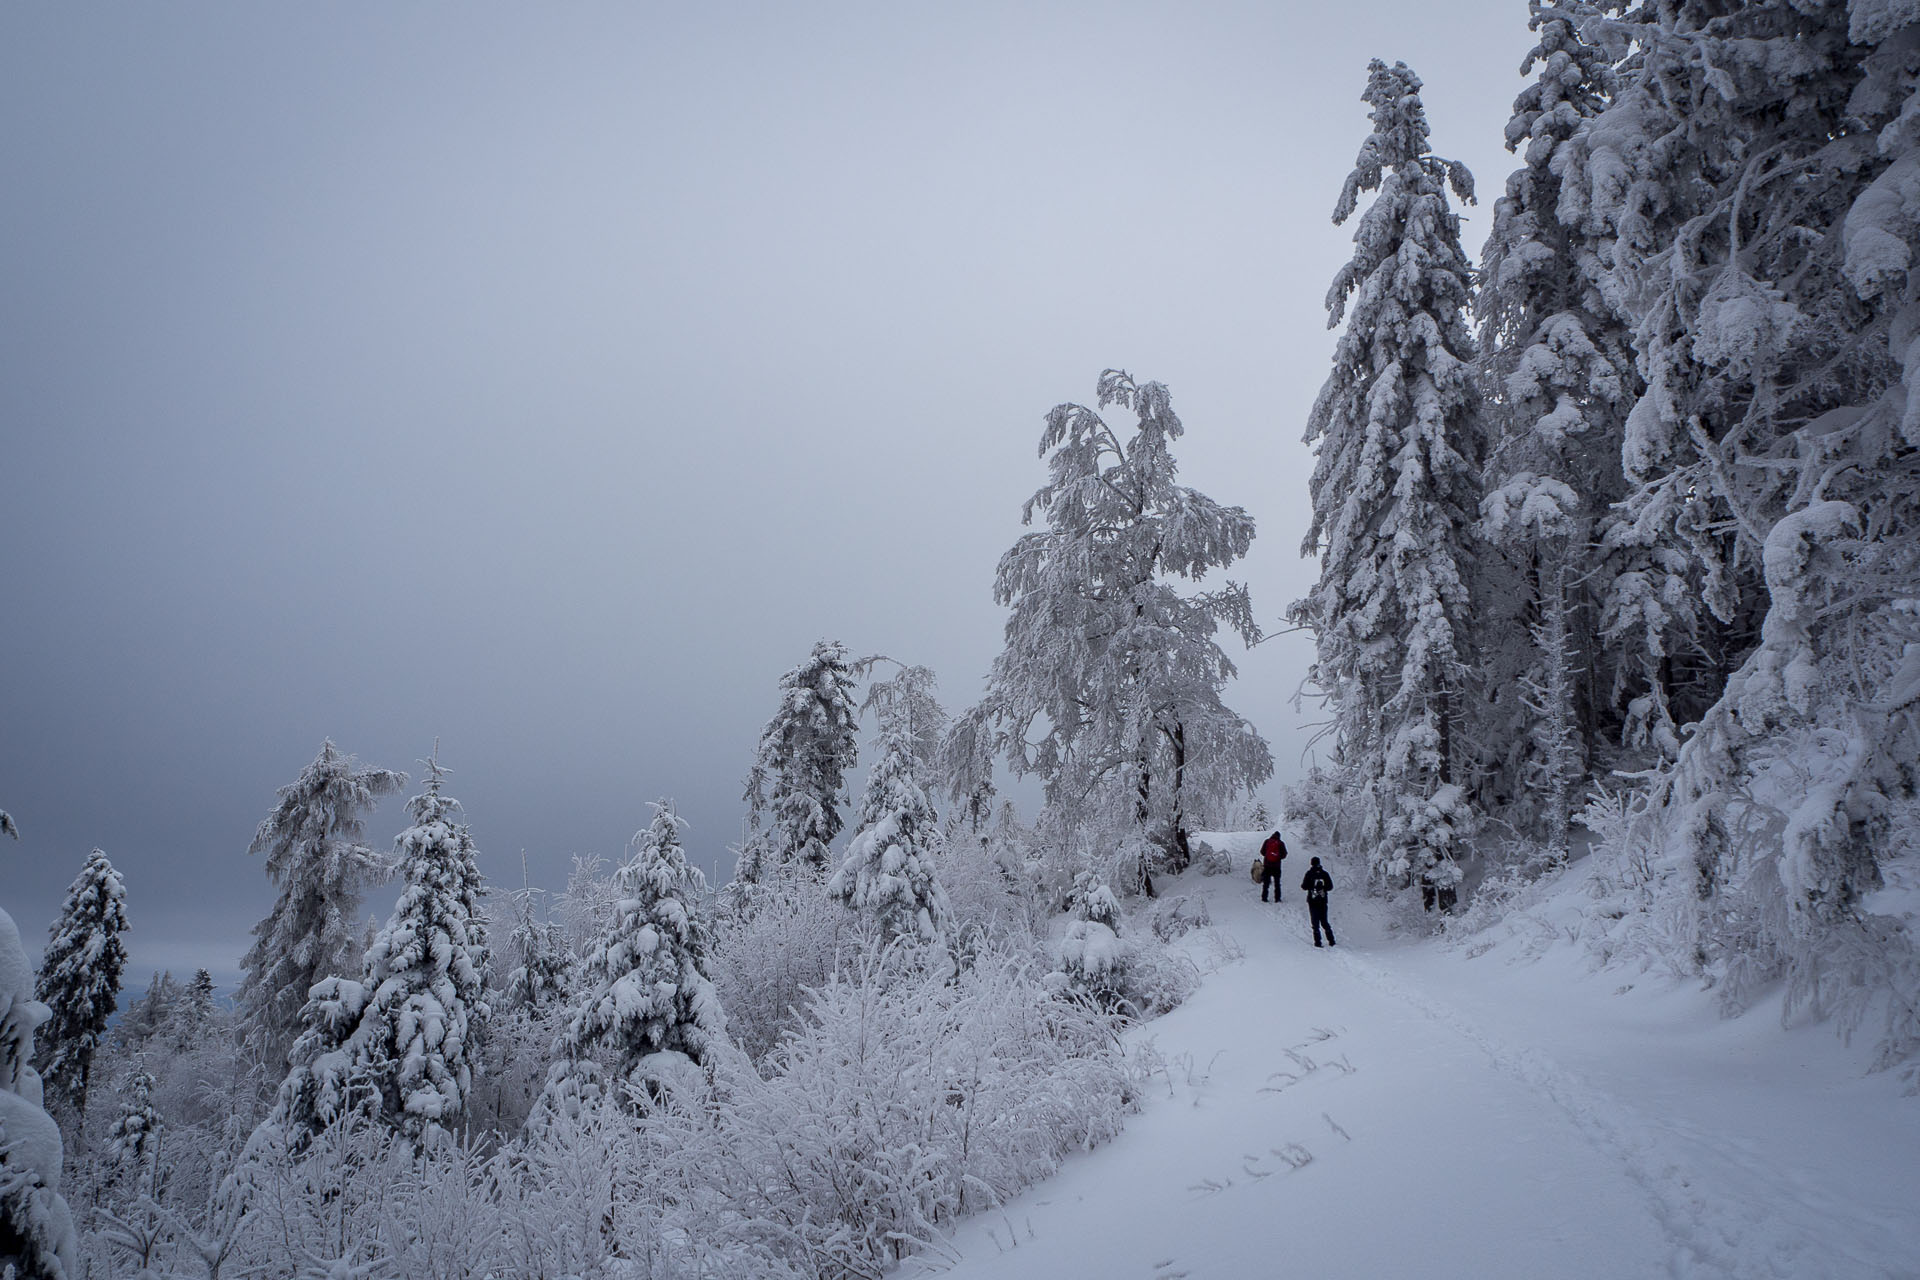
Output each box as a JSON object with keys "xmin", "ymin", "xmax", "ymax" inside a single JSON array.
[
  {"xmin": 236, "ymin": 741, "xmax": 405, "ymax": 1077},
  {"xmin": 740, "ymin": 641, "xmax": 862, "ymax": 883},
  {"xmin": 1292, "ymin": 60, "xmax": 1481, "ymax": 898},
  {"xmin": 260, "ymin": 754, "xmax": 490, "ymax": 1146},
  {"xmin": 34, "ymin": 849, "xmax": 128, "ymax": 1120},
  {"xmin": 1472, "ymin": 1, "xmax": 1641, "ymax": 855}
]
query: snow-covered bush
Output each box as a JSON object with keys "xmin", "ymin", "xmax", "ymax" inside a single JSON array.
[
  {"xmin": 1147, "ymin": 893, "xmax": 1211, "ymax": 942},
  {"xmin": 936, "ymin": 828, "xmax": 1041, "ymax": 957},
  {"xmin": 1048, "ymin": 873, "xmax": 1195, "ymax": 1019},
  {"xmin": 652, "ymin": 939, "xmax": 1137, "ymax": 1279},
  {"xmin": 710, "ymin": 869, "xmax": 853, "ymax": 1064}
]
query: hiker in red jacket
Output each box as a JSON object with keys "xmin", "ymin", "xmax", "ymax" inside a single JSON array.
[{"xmin": 1259, "ymin": 831, "xmax": 1287, "ymax": 903}]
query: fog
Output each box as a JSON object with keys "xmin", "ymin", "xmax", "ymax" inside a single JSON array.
[{"xmin": 0, "ymin": 2, "xmax": 1530, "ymax": 979}]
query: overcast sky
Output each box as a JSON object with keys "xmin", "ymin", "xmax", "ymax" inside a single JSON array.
[{"xmin": 3, "ymin": 2, "xmax": 1530, "ymax": 982}]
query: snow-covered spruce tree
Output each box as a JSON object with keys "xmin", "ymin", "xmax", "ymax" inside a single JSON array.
[
  {"xmin": 266, "ymin": 755, "xmax": 491, "ymax": 1146},
  {"xmin": 1471, "ymin": 0, "xmax": 1647, "ymax": 855},
  {"xmin": 0, "ymin": 809, "xmax": 15, "ymax": 840},
  {"xmin": 105, "ymin": 1067, "xmax": 160, "ymax": 1177},
  {"xmin": 551, "ymin": 802, "xmax": 724, "ymax": 1101},
  {"xmin": 739, "ymin": 640, "xmax": 861, "ymax": 885},
  {"xmin": 171, "ymin": 967, "xmax": 216, "ymax": 1050},
  {"xmin": 1050, "ymin": 872, "xmax": 1127, "ymax": 1011},
  {"xmin": 33, "ymin": 848, "xmax": 128, "ymax": 1123},
  {"xmin": 954, "ymin": 370, "xmax": 1269, "ymax": 893},
  {"xmin": 0, "ymin": 905, "xmax": 78, "ymax": 1280},
  {"xmin": 1554, "ymin": 1, "xmax": 1883, "ymax": 752},
  {"xmin": 503, "ymin": 892, "xmax": 571, "ymax": 1011},
  {"xmin": 828, "ymin": 724, "xmax": 955, "ymax": 951},
  {"xmin": 236, "ymin": 741, "xmax": 405, "ymax": 1078},
  {"xmin": 1587, "ymin": 0, "xmax": 1920, "ymax": 1077},
  {"xmin": 1291, "ymin": 60, "xmax": 1482, "ymax": 899}
]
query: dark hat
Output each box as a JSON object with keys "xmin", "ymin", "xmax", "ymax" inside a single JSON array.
[{"xmin": 1309, "ymin": 856, "xmax": 1321, "ymax": 866}]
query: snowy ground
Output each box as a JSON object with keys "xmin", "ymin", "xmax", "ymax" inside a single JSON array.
[{"xmin": 910, "ymin": 834, "xmax": 1920, "ymax": 1280}]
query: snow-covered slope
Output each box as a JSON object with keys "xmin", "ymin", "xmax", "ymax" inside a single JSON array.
[{"xmin": 912, "ymin": 834, "xmax": 1920, "ymax": 1280}]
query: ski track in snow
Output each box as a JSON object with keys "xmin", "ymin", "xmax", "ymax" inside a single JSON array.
[{"xmin": 1327, "ymin": 944, "xmax": 1907, "ymax": 1279}]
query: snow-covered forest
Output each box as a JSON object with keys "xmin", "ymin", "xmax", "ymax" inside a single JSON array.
[{"xmin": 5, "ymin": 1, "xmax": 1920, "ymax": 1277}]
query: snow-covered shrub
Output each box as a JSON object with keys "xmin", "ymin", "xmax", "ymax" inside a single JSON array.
[
  {"xmin": 1281, "ymin": 766, "xmax": 1356, "ymax": 853},
  {"xmin": 655, "ymin": 939, "xmax": 1136, "ymax": 1279},
  {"xmin": 1147, "ymin": 893, "xmax": 1211, "ymax": 942},
  {"xmin": 1048, "ymin": 873, "xmax": 1196, "ymax": 1019},
  {"xmin": 710, "ymin": 868, "xmax": 853, "ymax": 1064},
  {"xmin": 464, "ymin": 999, "xmax": 563, "ymax": 1141},
  {"xmin": 1576, "ymin": 784, "xmax": 1697, "ymax": 976},
  {"xmin": 937, "ymin": 830, "xmax": 1041, "ymax": 957}
]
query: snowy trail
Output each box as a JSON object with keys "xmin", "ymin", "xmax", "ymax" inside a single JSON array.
[
  {"xmin": 1326, "ymin": 941, "xmax": 1913, "ymax": 1278},
  {"xmin": 911, "ymin": 838, "xmax": 1920, "ymax": 1280}
]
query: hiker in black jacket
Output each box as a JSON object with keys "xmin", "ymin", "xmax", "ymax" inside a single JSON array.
[{"xmin": 1301, "ymin": 857, "xmax": 1336, "ymax": 948}]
